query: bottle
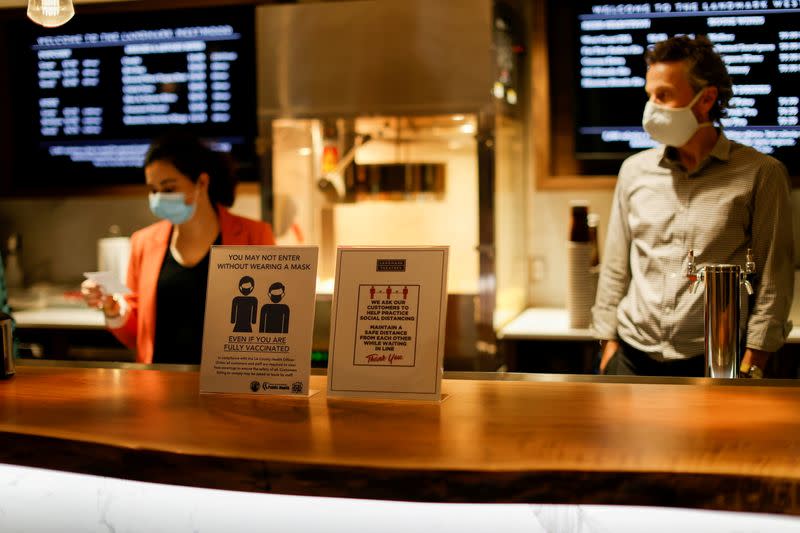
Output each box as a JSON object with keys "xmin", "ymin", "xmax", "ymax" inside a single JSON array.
[
  {"xmin": 569, "ymin": 202, "xmax": 590, "ymax": 243},
  {"xmin": 4, "ymin": 234, "xmax": 24, "ymax": 290}
]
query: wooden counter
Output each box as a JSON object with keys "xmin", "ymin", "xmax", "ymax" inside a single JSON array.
[{"xmin": 2, "ymin": 364, "xmax": 800, "ymax": 515}]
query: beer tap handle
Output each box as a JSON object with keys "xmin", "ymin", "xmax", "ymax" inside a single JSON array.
[
  {"xmin": 686, "ymin": 250, "xmax": 697, "ymax": 282},
  {"xmin": 686, "ymin": 250, "xmax": 703, "ymax": 294},
  {"xmin": 741, "ymin": 248, "xmax": 755, "ymax": 295},
  {"xmin": 745, "ymin": 248, "xmax": 756, "ymax": 275}
]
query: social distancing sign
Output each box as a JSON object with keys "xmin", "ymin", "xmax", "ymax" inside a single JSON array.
[{"xmin": 327, "ymin": 247, "xmax": 448, "ymax": 401}]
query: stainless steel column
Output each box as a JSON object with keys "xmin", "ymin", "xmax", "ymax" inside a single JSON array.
[{"xmin": 703, "ymin": 265, "xmax": 741, "ymax": 379}]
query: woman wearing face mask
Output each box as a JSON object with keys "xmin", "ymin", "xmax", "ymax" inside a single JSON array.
[{"xmin": 81, "ymin": 132, "xmax": 275, "ymax": 364}]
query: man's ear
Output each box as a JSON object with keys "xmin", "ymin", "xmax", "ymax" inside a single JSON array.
[{"xmin": 698, "ymin": 86, "xmax": 718, "ymax": 118}]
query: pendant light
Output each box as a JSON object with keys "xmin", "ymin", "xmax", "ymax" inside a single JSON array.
[{"xmin": 27, "ymin": 0, "xmax": 74, "ymax": 28}]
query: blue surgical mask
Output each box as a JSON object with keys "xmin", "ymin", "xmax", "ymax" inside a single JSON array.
[{"xmin": 148, "ymin": 191, "xmax": 197, "ymax": 225}]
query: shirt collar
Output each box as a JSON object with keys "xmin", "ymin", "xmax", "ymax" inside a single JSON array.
[
  {"xmin": 658, "ymin": 129, "xmax": 731, "ymax": 171},
  {"xmin": 708, "ymin": 130, "xmax": 731, "ymax": 161}
]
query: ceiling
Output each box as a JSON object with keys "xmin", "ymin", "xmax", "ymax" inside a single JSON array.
[{"xmin": 0, "ymin": 0, "xmax": 129, "ymax": 8}]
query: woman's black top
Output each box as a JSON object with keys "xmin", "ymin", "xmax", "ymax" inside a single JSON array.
[{"xmin": 152, "ymin": 233, "xmax": 221, "ymax": 364}]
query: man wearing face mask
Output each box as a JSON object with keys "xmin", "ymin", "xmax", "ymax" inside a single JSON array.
[
  {"xmin": 592, "ymin": 36, "xmax": 794, "ymax": 377},
  {"xmin": 81, "ymin": 132, "xmax": 275, "ymax": 364},
  {"xmin": 259, "ymin": 282, "xmax": 290, "ymax": 334}
]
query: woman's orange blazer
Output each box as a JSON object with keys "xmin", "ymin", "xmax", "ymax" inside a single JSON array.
[{"xmin": 110, "ymin": 206, "xmax": 276, "ymax": 363}]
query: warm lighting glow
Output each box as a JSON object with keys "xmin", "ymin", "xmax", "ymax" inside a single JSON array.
[
  {"xmin": 451, "ymin": 115, "xmax": 465, "ymax": 122},
  {"xmin": 506, "ymin": 89, "xmax": 518, "ymax": 105},
  {"xmin": 316, "ymin": 277, "xmax": 334, "ymax": 295},
  {"xmin": 492, "ymin": 81, "xmax": 504, "ymax": 99},
  {"xmin": 297, "ymin": 147, "xmax": 312, "ymax": 156},
  {"xmin": 27, "ymin": 0, "xmax": 74, "ymax": 27},
  {"xmin": 460, "ymin": 123, "xmax": 476, "ymax": 135}
]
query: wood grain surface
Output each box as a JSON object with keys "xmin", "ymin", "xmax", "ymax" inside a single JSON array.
[{"xmin": 1, "ymin": 365, "xmax": 800, "ymax": 514}]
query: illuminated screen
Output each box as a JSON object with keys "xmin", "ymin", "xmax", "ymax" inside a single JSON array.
[
  {"xmin": 573, "ymin": 1, "xmax": 800, "ymax": 174},
  {"xmin": 9, "ymin": 5, "xmax": 256, "ymax": 187}
]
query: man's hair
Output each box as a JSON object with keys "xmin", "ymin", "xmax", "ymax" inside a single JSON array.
[
  {"xmin": 269, "ymin": 282, "xmax": 285, "ymax": 293},
  {"xmin": 645, "ymin": 35, "xmax": 732, "ymax": 122},
  {"xmin": 239, "ymin": 276, "xmax": 255, "ymax": 288}
]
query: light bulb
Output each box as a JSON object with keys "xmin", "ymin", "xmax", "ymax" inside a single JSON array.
[{"xmin": 27, "ymin": 0, "xmax": 74, "ymax": 27}]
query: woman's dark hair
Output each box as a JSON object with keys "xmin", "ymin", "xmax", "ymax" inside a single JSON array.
[
  {"xmin": 144, "ymin": 131, "xmax": 237, "ymax": 207},
  {"xmin": 645, "ymin": 35, "xmax": 733, "ymax": 123}
]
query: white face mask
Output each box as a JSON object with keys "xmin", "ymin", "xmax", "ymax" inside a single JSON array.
[{"xmin": 642, "ymin": 89, "xmax": 712, "ymax": 147}]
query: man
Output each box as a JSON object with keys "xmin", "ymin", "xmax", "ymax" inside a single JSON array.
[
  {"xmin": 592, "ymin": 35, "xmax": 794, "ymax": 377},
  {"xmin": 259, "ymin": 282, "xmax": 290, "ymax": 334}
]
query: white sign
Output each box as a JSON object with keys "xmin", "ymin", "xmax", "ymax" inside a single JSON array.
[
  {"xmin": 327, "ymin": 247, "xmax": 449, "ymax": 401},
  {"xmin": 200, "ymin": 246, "xmax": 318, "ymax": 396}
]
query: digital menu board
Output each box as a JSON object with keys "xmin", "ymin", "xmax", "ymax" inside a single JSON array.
[
  {"xmin": 10, "ymin": 6, "xmax": 256, "ymax": 187},
  {"xmin": 573, "ymin": 1, "xmax": 800, "ymax": 173}
]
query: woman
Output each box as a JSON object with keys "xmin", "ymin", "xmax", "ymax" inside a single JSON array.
[{"xmin": 82, "ymin": 133, "xmax": 275, "ymax": 364}]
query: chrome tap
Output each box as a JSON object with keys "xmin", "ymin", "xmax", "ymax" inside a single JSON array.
[
  {"xmin": 686, "ymin": 248, "xmax": 755, "ymax": 295},
  {"xmin": 741, "ymin": 248, "xmax": 755, "ymax": 296}
]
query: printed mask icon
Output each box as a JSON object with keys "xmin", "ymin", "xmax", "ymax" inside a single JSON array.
[
  {"xmin": 239, "ymin": 276, "xmax": 255, "ymax": 295},
  {"xmin": 269, "ymin": 282, "xmax": 285, "ymax": 303}
]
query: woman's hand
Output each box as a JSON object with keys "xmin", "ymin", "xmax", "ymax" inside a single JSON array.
[{"xmin": 80, "ymin": 280, "xmax": 120, "ymax": 318}]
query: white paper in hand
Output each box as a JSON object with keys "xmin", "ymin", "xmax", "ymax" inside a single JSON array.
[{"xmin": 83, "ymin": 271, "xmax": 130, "ymax": 295}]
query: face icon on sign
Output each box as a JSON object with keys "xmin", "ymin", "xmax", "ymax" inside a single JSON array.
[
  {"xmin": 269, "ymin": 282, "xmax": 285, "ymax": 303},
  {"xmin": 239, "ymin": 276, "xmax": 255, "ymax": 296}
]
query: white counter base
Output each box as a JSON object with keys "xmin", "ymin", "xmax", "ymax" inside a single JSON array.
[{"xmin": 1, "ymin": 464, "xmax": 797, "ymax": 533}]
